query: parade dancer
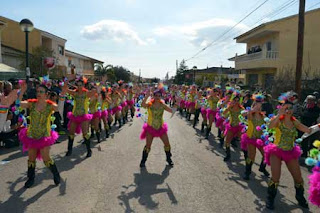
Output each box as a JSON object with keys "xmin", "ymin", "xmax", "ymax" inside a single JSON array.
[
  {"xmin": 101, "ymin": 88, "xmax": 112, "ymax": 138},
  {"xmin": 111, "ymin": 85, "xmax": 123, "ymax": 128},
  {"xmin": 65, "ymin": 78, "xmax": 95, "ymax": 157},
  {"xmin": 264, "ymin": 92, "xmax": 312, "ymax": 209},
  {"xmin": 240, "ymin": 94, "xmax": 269, "ymax": 180},
  {"xmin": 205, "ymin": 88, "xmax": 220, "ymax": 139},
  {"xmin": 186, "ymin": 86, "xmax": 196, "ymax": 121},
  {"xmin": 139, "ymin": 89, "xmax": 174, "ymax": 168},
  {"xmin": 19, "ymin": 84, "xmax": 63, "ymax": 188},
  {"xmin": 223, "ymin": 91, "xmax": 244, "ymax": 161},
  {"xmin": 127, "ymin": 85, "xmax": 135, "ymax": 118},
  {"xmin": 193, "ymin": 89, "xmax": 203, "ymax": 128},
  {"xmin": 89, "ymin": 92, "xmax": 102, "ymax": 143},
  {"xmin": 200, "ymin": 90, "xmax": 208, "ymax": 133}
]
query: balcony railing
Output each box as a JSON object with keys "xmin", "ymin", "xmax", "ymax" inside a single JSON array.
[{"xmin": 235, "ymin": 51, "xmax": 278, "ymax": 62}]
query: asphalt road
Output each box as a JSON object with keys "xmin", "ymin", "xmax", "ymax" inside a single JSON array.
[{"xmin": 0, "ymin": 111, "xmax": 318, "ymax": 213}]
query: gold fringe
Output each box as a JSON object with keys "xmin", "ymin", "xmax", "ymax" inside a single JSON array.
[
  {"xmin": 28, "ymin": 160, "xmax": 36, "ymax": 168},
  {"xmin": 143, "ymin": 146, "xmax": 151, "ymax": 153},
  {"xmin": 44, "ymin": 159, "xmax": 54, "ymax": 167},
  {"xmin": 268, "ymin": 180, "xmax": 279, "ymax": 188},
  {"xmin": 164, "ymin": 146, "xmax": 171, "ymax": 152}
]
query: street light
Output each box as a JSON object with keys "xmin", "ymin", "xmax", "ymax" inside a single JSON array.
[
  {"xmin": 192, "ymin": 66, "xmax": 197, "ymax": 85},
  {"xmin": 19, "ymin": 19, "xmax": 34, "ymax": 82}
]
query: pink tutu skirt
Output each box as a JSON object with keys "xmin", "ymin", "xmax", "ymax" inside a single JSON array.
[
  {"xmin": 127, "ymin": 99, "xmax": 134, "ymax": 107},
  {"xmin": 215, "ymin": 113, "xmax": 225, "ymax": 130},
  {"xmin": 101, "ymin": 110, "xmax": 108, "ymax": 119},
  {"xmin": 206, "ymin": 109, "xmax": 217, "ymax": 120},
  {"xmin": 92, "ymin": 111, "xmax": 102, "ymax": 119},
  {"xmin": 187, "ymin": 102, "xmax": 195, "ymax": 109},
  {"xmin": 112, "ymin": 106, "xmax": 122, "ymax": 115},
  {"xmin": 67, "ymin": 112, "xmax": 93, "ymax": 134},
  {"xmin": 263, "ymin": 143, "xmax": 301, "ymax": 165},
  {"xmin": 240, "ymin": 133, "xmax": 265, "ymax": 151},
  {"xmin": 19, "ymin": 128, "xmax": 58, "ymax": 160},
  {"xmin": 180, "ymin": 100, "xmax": 186, "ymax": 108},
  {"xmin": 140, "ymin": 123, "xmax": 168, "ymax": 140},
  {"xmin": 224, "ymin": 122, "xmax": 243, "ymax": 136},
  {"xmin": 108, "ymin": 109, "xmax": 112, "ymax": 115},
  {"xmin": 308, "ymin": 166, "xmax": 320, "ymax": 207},
  {"xmin": 121, "ymin": 102, "xmax": 127, "ymax": 108},
  {"xmin": 201, "ymin": 107, "xmax": 207, "ymax": 116}
]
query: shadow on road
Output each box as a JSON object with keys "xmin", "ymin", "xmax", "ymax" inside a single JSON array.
[{"xmin": 118, "ymin": 165, "xmax": 178, "ymax": 213}]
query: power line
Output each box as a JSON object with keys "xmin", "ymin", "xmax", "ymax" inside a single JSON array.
[
  {"xmin": 185, "ymin": 0, "xmax": 271, "ymax": 62},
  {"xmin": 307, "ymin": 1, "xmax": 320, "ymax": 10}
]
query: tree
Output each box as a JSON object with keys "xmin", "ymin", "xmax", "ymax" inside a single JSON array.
[
  {"xmin": 19, "ymin": 46, "xmax": 57, "ymax": 77},
  {"xmin": 174, "ymin": 59, "xmax": 188, "ymax": 85},
  {"xmin": 94, "ymin": 64, "xmax": 115, "ymax": 82},
  {"xmin": 113, "ymin": 66, "xmax": 131, "ymax": 82}
]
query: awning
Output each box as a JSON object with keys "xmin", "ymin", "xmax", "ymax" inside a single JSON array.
[{"xmin": 0, "ymin": 63, "xmax": 25, "ymax": 80}]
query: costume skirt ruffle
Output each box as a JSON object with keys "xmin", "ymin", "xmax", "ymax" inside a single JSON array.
[
  {"xmin": 19, "ymin": 128, "xmax": 58, "ymax": 160},
  {"xmin": 101, "ymin": 110, "xmax": 108, "ymax": 119},
  {"xmin": 92, "ymin": 111, "xmax": 102, "ymax": 120},
  {"xmin": 240, "ymin": 133, "xmax": 265, "ymax": 151},
  {"xmin": 308, "ymin": 166, "xmax": 320, "ymax": 207},
  {"xmin": 206, "ymin": 109, "xmax": 217, "ymax": 121},
  {"xmin": 140, "ymin": 123, "xmax": 168, "ymax": 140},
  {"xmin": 127, "ymin": 99, "xmax": 134, "ymax": 107},
  {"xmin": 67, "ymin": 112, "xmax": 93, "ymax": 134},
  {"xmin": 224, "ymin": 122, "xmax": 243, "ymax": 136},
  {"xmin": 263, "ymin": 143, "xmax": 301, "ymax": 165},
  {"xmin": 112, "ymin": 106, "xmax": 122, "ymax": 115}
]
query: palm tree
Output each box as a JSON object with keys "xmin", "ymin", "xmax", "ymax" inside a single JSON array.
[{"xmin": 94, "ymin": 64, "xmax": 114, "ymax": 82}]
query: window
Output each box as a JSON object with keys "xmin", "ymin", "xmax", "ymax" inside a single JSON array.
[
  {"xmin": 266, "ymin": 41, "xmax": 272, "ymax": 51},
  {"xmin": 68, "ymin": 59, "xmax": 72, "ymax": 67},
  {"xmin": 58, "ymin": 45, "xmax": 64, "ymax": 55}
]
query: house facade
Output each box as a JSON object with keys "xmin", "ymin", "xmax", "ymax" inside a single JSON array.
[{"xmin": 229, "ymin": 8, "xmax": 320, "ymax": 90}]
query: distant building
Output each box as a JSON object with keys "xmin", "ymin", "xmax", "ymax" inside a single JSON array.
[
  {"xmin": 65, "ymin": 50, "xmax": 103, "ymax": 79},
  {"xmin": 229, "ymin": 8, "xmax": 320, "ymax": 90}
]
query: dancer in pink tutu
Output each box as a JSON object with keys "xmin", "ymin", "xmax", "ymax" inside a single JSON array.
[
  {"xmin": 264, "ymin": 92, "xmax": 312, "ymax": 210},
  {"xmin": 240, "ymin": 94, "xmax": 269, "ymax": 180},
  {"xmin": 126, "ymin": 85, "xmax": 135, "ymax": 118},
  {"xmin": 205, "ymin": 88, "xmax": 220, "ymax": 139},
  {"xmin": 19, "ymin": 84, "xmax": 63, "ymax": 188},
  {"xmin": 199, "ymin": 90, "xmax": 208, "ymax": 133},
  {"xmin": 89, "ymin": 92, "xmax": 102, "ymax": 143},
  {"xmin": 139, "ymin": 89, "xmax": 174, "ymax": 168},
  {"xmin": 193, "ymin": 89, "xmax": 204, "ymax": 128},
  {"xmin": 111, "ymin": 85, "xmax": 123, "ymax": 128},
  {"xmin": 186, "ymin": 86, "xmax": 197, "ymax": 121},
  {"xmin": 65, "ymin": 77, "xmax": 96, "ymax": 157},
  {"xmin": 222, "ymin": 91, "xmax": 244, "ymax": 161},
  {"xmin": 101, "ymin": 88, "xmax": 112, "ymax": 138}
]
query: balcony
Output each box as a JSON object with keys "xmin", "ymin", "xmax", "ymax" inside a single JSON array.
[{"xmin": 230, "ymin": 50, "xmax": 279, "ymax": 70}]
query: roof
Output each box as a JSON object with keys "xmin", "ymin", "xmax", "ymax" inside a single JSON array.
[
  {"xmin": 0, "ymin": 16, "xmax": 67, "ymax": 41},
  {"xmin": 40, "ymin": 30, "xmax": 67, "ymax": 42},
  {"xmin": 0, "ymin": 63, "xmax": 21, "ymax": 72},
  {"xmin": 65, "ymin": 49, "xmax": 104, "ymax": 63},
  {"xmin": 187, "ymin": 66, "xmax": 234, "ymax": 74},
  {"xmin": 234, "ymin": 8, "xmax": 320, "ymax": 40}
]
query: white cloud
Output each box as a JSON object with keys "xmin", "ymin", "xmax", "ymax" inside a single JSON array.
[
  {"xmin": 153, "ymin": 18, "xmax": 250, "ymax": 47},
  {"xmin": 81, "ymin": 20, "xmax": 152, "ymax": 45}
]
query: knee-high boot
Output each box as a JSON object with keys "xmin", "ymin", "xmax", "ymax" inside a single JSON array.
[
  {"xmin": 243, "ymin": 158, "xmax": 253, "ymax": 180},
  {"xmin": 44, "ymin": 159, "xmax": 61, "ymax": 185},
  {"xmin": 90, "ymin": 127, "xmax": 95, "ymax": 138},
  {"xmin": 84, "ymin": 134, "xmax": 92, "ymax": 158},
  {"xmin": 223, "ymin": 146, "xmax": 231, "ymax": 161},
  {"xmin": 24, "ymin": 160, "xmax": 36, "ymax": 188},
  {"xmin": 164, "ymin": 145, "xmax": 174, "ymax": 166},
  {"xmin": 96, "ymin": 130, "xmax": 101, "ymax": 143},
  {"xmin": 201, "ymin": 122, "xmax": 206, "ymax": 133},
  {"xmin": 205, "ymin": 125, "xmax": 211, "ymax": 139},
  {"xmin": 140, "ymin": 146, "xmax": 150, "ymax": 168},
  {"xmin": 66, "ymin": 135, "xmax": 74, "ymax": 156},
  {"xmin": 295, "ymin": 182, "xmax": 309, "ymax": 209},
  {"xmin": 259, "ymin": 158, "xmax": 270, "ymax": 177},
  {"xmin": 266, "ymin": 180, "xmax": 278, "ymax": 210}
]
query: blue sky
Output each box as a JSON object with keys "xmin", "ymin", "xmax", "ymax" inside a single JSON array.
[{"xmin": 1, "ymin": 0, "xmax": 320, "ymax": 78}]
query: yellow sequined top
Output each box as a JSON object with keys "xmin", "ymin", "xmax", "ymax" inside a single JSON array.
[
  {"xmin": 27, "ymin": 101, "xmax": 53, "ymax": 139},
  {"xmin": 208, "ymin": 96, "xmax": 219, "ymax": 110},
  {"xmin": 128, "ymin": 92, "xmax": 134, "ymax": 100},
  {"xmin": 102, "ymin": 99, "xmax": 109, "ymax": 110},
  {"xmin": 112, "ymin": 94, "xmax": 121, "ymax": 107},
  {"xmin": 89, "ymin": 98, "xmax": 98, "ymax": 114},
  {"xmin": 147, "ymin": 102, "xmax": 164, "ymax": 130},
  {"xmin": 273, "ymin": 121, "xmax": 298, "ymax": 151},
  {"xmin": 72, "ymin": 93, "xmax": 89, "ymax": 116},
  {"xmin": 227, "ymin": 110, "xmax": 241, "ymax": 127},
  {"xmin": 247, "ymin": 117, "xmax": 265, "ymax": 139},
  {"xmin": 188, "ymin": 93, "xmax": 196, "ymax": 102}
]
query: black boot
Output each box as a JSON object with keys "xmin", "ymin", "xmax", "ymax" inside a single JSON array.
[
  {"xmin": 24, "ymin": 161, "xmax": 36, "ymax": 188},
  {"xmin": 66, "ymin": 136, "xmax": 74, "ymax": 156},
  {"xmin": 259, "ymin": 158, "xmax": 270, "ymax": 177},
  {"xmin": 140, "ymin": 146, "xmax": 150, "ymax": 168},
  {"xmin": 224, "ymin": 146, "xmax": 231, "ymax": 161},
  {"xmin": 218, "ymin": 128, "xmax": 222, "ymax": 138},
  {"xmin": 131, "ymin": 111, "xmax": 134, "ymax": 118},
  {"xmin": 243, "ymin": 150, "xmax": 248, "ymax": 160},
  {"xmin": 84, "ymin": 136, "xmax": 92, "ymax": 158},
  {"xmin": 205, "ymin": 126, "xmax": 211, "ymax": 139},
  {"xmin": 243, "ymin": 159, "xmax": 253, "ymax": 180},
  {"xmin": 188, "ymin": 113, "xmax": 191, "ymax": 121},
  {"xmin": 96, "ymin": 131, "xmax": 101, "ymax": 143},
  {"xmin": 201, "ymin": 123, "xmax": 205, "ymax": 133},
  {"xmin": 295, "ymin": 183, "xmax": 309, "ymax": 209},
  {"xmin": 266, "ymin": 180, "xmax": 278, "ymax": 210},
  {"xmin": 164, "ymin": 146, "xmax": 174, "ymax": 167},
  {"xmin": 105, "ymin": 129, "xmax": 109, "ymax": 138},
  {"xmin": 108, "ymin": 120, "xmax": 112, "ymax": 128},
  {"xmin": 118, "ymin": 119, "xmax": 122, "ymax": 128},
  {"xmin": 45, "ymin": 159, "xmax": 61, "ymax": 186},
  {"xmin": 219, "ymin": 137, "xmax": 224, "ymax": 148},
  {"xmin": 90, "ymin": 127, "xmax": 95, "ymax": 138},
  {"xmin": 231, "ymin": 138, "xmax": 238, "ymax": 148},
  {"xmin": 123, "ymin": 116, "xmax": 126, "ymax": 124}
]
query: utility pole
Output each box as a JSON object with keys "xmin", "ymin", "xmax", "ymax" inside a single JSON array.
[{"xmin": 295, "ymin": 0, "xmax": 305, "ymax": 97}]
